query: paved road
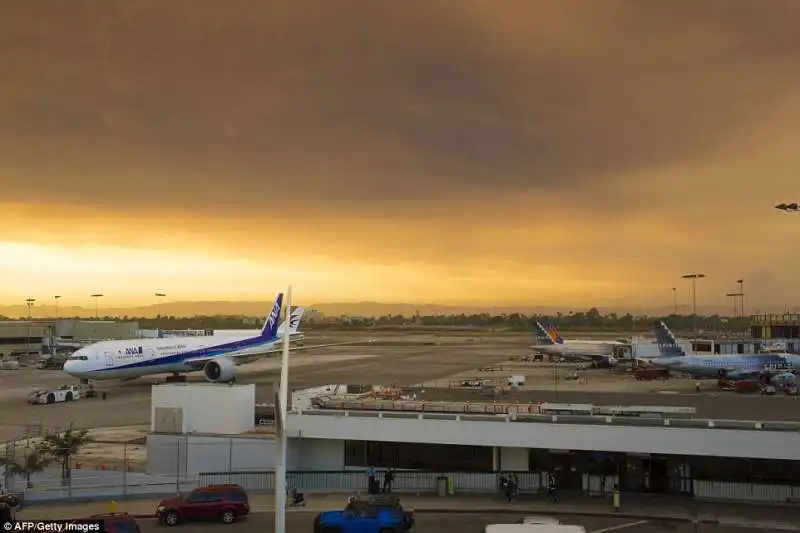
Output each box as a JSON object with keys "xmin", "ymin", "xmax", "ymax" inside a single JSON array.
[
  {"xmin": 131, "ymin": 512, "xmax": 697, "ymax": 533},
  {"xmin": 126, "ymin": 512, "xmax": 800, "ymax": 533}
]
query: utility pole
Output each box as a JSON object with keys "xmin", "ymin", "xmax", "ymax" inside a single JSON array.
[
  {"xmin": 682, "ymin": 273, "xmax": 705, "ymax": 335},
  {"xmin": 736, "ymin": 279, "xmax": 744, "ymax": 319},
  {"xmin": 90, "ymin": 294, "xmax": 104, "ymax": 320}
]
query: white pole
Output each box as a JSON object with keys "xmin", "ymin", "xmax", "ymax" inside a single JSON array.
[{"xmin": 275, "ymin": 286, "xmax": 291, "ymax": 533}]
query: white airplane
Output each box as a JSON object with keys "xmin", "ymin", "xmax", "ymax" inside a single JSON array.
[
  {"xmin": 530, "ymin": 321, "xmax": 623, "ymax": 367},
  {"xmin": 214, "ymin": 307, "xmax": 305, "ymax": 341},
  {"xmin": 62, "ymin": 295, "xmax": 366, "ymax": 383}
]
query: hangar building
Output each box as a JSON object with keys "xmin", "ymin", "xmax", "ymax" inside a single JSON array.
[{"xmin": 0, "ymin": 319, "xmax": 139, "ymax": 357}]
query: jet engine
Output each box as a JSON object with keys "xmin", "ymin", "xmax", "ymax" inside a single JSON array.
[{"xmin": 203, "ymin": 357, "xmax": 237, "ymax": 383}]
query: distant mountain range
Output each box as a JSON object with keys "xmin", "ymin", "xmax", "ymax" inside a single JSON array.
[{"xmin": 0, "ymin": 300, "xmax": 790, "ymax": 319}]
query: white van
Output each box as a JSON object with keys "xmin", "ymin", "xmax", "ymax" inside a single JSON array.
[{"xmin": 485, "ymin": 524, "xmax": 586, "ymax": 533}]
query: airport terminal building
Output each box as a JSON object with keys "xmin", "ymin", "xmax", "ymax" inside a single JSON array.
[
  {"xmin": 143, "ymin": 384, "xmax": 800, "ymax": 505},
  {"xmin": 0, "ymin": 319, "xmax": 138, "ymax": 357}
]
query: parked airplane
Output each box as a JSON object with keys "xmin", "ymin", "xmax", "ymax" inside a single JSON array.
[
  {"xmin": 213, "ymin": 306, "xmax": 306, "ymax": 341},
  {"xmin": 531, "ymin": 322, "xmax": 621, "ymax": 367},
  {"xmin": 648, "ymin": 321, "xmax": 799, "ymax": 385},
  {"xmin": 63, "ymin": 295, "xmax": 365, "ymax": 383}
]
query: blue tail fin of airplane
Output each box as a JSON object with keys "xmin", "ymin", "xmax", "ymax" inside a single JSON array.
[
  {"xmin": 534, "ymin": 321, "xmax": 558, "ymax": 345},
  {"xmin": 261, "ymin": 293, "xmax": 284, "ymax": 339},
  {"xmin": 652, "ymin": 320, "xmax": 686, "ymax": 358}
]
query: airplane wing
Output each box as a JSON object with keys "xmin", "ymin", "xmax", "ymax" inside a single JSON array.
[{"xmin": 180, "ymin": 339, "xmax": 375, "ymax": 370}]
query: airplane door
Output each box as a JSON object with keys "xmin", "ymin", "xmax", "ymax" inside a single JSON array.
[{"xmin": 104, "ymin": 351, "xmax": 115, "ymax": 368}]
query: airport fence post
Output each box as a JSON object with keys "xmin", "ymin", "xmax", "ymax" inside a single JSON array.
[
  {"xmin": 175, "ymin": 441, "xmax": 181, "ymax": 495},
  {"xmin": 228, "ymin": 438, "xmax": 233, "ymax": 473},
  {"xmin": 122, "ymin": 441, "xmax": 128, "ymax": 496}
]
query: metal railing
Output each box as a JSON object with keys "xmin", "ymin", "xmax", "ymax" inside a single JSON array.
[
  {"xmin": 197, "ymin": 470, "xmax": 800, "ymax": 505},
  {"xmin": 291, "ymin": 408, "xmax": 800, "ymax": 432},
  {"xmin": 199, "ymin": 470, "xmax": 546, "ymax": 494}
]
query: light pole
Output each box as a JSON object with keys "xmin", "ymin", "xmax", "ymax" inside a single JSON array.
[
  {"xmin": 25, "ymin": 298, "xmax": 35, "ymax": 355},
  {"xmin": 90, "ymin": 294, "xmax": 104, "ymax": 320},
  {"xmin": 672, "ymin": 287, "xmax": 677, "ymax": 315},
  {"xmin": 155, "ymin": 293, "xmax": 166, "ymax": 326},
  {"xmin": 725, "ymin": 293, "xmax": 739, "ymax": 319},
  {"xmin": 682, "ymin": 273, "xmax": 705, "ymax": 335},
  {"xmin": 736, "ymin": 279, "xmax": 744, "ymax": 319},
  {"xmin": 25, "ymin": 298, "xmax": 35, "ymax": 320},
  {"xmin": 54, "ymin": 295, "xmax": 61, "ymax": 319}
]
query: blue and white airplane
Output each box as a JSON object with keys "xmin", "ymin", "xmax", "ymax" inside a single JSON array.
[
  {"xmin": 63, "ymin": 294, "xmax": 366, "ymax": 383},
  {"xmin": 647, "ymin": 321, "xmax": 798, "ymax": 385},
  {"xmin": 531, "ymin": 321, "xmax": 621, "ymax": 367}
]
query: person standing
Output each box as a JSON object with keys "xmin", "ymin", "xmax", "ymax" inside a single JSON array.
[
  {"xmin": 383, "ymin": 468, "xmax": 394, "ymax": 493},
  {"xmin": 367, "ymin": 465, "xmax": 376, "ymax": 494}
]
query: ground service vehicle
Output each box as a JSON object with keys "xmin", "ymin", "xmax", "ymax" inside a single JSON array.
[
  {"xmin": 27, "ymin": 384, "xmax": 82, "ymax": 404},
  {"xmin": 314, "ymin": 503, "xmax": 412, "ymax": 533},
  {"xmin": 156, "ymin": 484, "xmax": 249, "ymax": 526}
]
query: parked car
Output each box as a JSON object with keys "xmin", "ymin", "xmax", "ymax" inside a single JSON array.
[
  {"xmin": 73, "ymin": 512, "xmax": 140, "ymax": 533},
  {"xmin": 315, "ymin": 495, "xmax": 414, "ymax": 533},
  {"xmin": 156, "ymin": 484, "xmax": 250, "ymax": 526}
]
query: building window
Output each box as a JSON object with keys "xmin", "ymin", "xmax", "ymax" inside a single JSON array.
[{"xmin": 344, "ymin": 440, "xmax": 492, "ymax": 471}]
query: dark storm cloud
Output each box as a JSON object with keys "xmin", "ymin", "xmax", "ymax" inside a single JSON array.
[{"xmin": 1, "ymin": 0, "xmax": 799, "ymax": 212}]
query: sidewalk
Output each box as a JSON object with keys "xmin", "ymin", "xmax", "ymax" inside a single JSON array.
[{"xmin": 18, "ymin": 492, "xmax": 800, "ymax": 525}]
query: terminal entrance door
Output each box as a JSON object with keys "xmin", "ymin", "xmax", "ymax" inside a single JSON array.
[
  {"xmin": 646, "ymin": 456, "xmax": 670, "ymax": 493},
  {"xmin": 622, "ymin": 454, "xmax": 669, "ymax": 493}
]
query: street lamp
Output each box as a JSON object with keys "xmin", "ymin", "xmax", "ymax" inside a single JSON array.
[
  {"xmin": 672, "ymin": 287, "xmax": 677, "ymax": 315},
  {"xmin": 681, "ymin": 273, "xmax": 706, "ymax": 334},
  {"xmin": 54, "ymin": 295, "xmax": 61, "ymax": 319},
  {"xmin": 90, "ymin": 294, "xmax": 104, "ymax": 320},
  {"xmin": 25, "ymin": 298, "xmax": 36, "ymax": 320},
  {"xmin": 725, "ymin": 293, "xmax": 740, "ymax": 319},
  {"xmin": 736, "ymin": 279, "xmax": 744, "ymax": 318},
  {"xmin": 775, "ymin": 203, "xmax": 799, "ymax": 212},
  {"xmin": 155, "ymin": 293, "xmax": 167, "ymax": 322}
]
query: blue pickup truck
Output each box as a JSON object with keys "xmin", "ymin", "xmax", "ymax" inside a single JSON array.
[{"xmin": 313, "ymin": 496, "xmax": 415, "ymax": 533}]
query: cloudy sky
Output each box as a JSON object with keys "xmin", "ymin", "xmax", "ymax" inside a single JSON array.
[{"xmin": 1, "ymin": 0, "xmax": 799, "ymax": 310}]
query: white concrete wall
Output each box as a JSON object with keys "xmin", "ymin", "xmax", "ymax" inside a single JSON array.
[
  {"xmin": 146, "ymin": 433, "xmax": 188, "ymax": 476},
  {"xmin": 186, "ymin": 435, "xmax": 275, "ymax": 474},
  {"xmin": 151, "ymin": 383, "xmax": 255, "ymax": 434},
  {"xmin": 287, "ymin": 412, "xmax": 800, "ymax": 461},
  {"xmin": 499, "ymin": 447, "xmax": 529, "ymax": 471},
  {"xmin": 287, "ymin": 438, "xmax": 345, "ymax": 471},
  {"xmin": 147, "ymin": 433, "xmax": 276, "ymax": 475}
]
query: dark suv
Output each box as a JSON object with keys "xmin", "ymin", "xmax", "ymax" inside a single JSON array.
[{"xmin": 156, "ymin": 484, "xmax": 250, "ymax": 526}]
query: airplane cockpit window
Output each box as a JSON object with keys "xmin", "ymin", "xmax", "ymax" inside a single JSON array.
[{"xmin": 67, "ymin": 355, "xmax": 88, "ymax": 361}]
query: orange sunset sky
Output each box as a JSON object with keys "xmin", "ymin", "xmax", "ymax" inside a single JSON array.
[{"xmin": 1, "ymin": 1, "xmax": 800, "ymax": 311}]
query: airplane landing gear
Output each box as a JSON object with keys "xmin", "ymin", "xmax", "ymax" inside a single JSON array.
[{"xmin": 166, "ymin": 373, "xmax": 187, "ymax": 383}]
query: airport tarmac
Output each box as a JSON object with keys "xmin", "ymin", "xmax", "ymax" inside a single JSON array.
[
  {"xmin": 3, "ymin": 331, "xmax": 800, "ymax": 445},
  {"xmin": 0, "ymin": 333, "xmax": 524, "ymax": 440}
]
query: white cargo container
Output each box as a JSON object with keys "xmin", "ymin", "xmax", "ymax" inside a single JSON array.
[{"xmin": 151, "ymin": 383, "xmax": 255, "ymax": 435}]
